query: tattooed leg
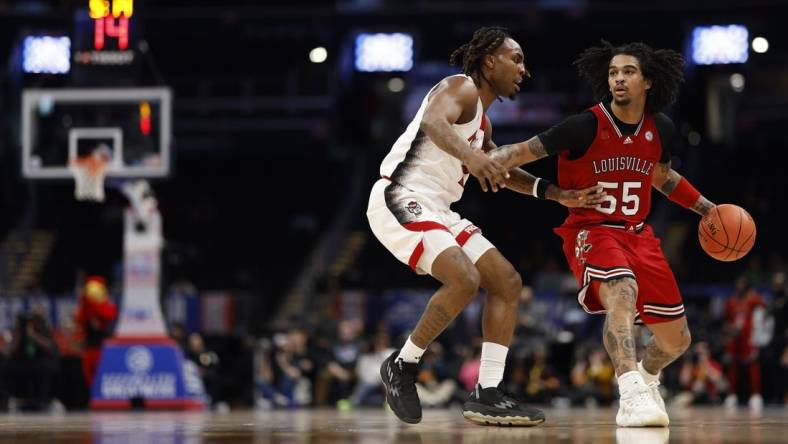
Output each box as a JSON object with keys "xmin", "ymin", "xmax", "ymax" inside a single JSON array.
[
  {"xmin": 599, "ymin": 277, "xmax": 639, "ymax": 376},
  {"xmin": 642, "ymin": 317, "xmax": 692, "ymax": 374},
  {"xmin": 410, "ymin": 247, "xmax": 481, "ymax": 347}
]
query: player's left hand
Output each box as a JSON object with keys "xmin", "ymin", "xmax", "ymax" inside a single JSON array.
[{"xmin": 557, "ymin": 185, "xmax": 606, "ymax": 208}]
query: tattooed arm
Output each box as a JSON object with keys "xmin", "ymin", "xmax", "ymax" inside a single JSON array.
[
  {"xmin": 508, "ymin": 169, "xmax": 606, "ymax": 208},
  {"xmin": 481, "ymin": 117, "xmax": 542, "ymax": 195},
  {"xmin": 482, "ymin": 119, "xmax": 605, "ymax": 207},
  {"xmin": 488, "ymin": 136, "xmax": 551, "ymax": 171},
  {"xmin": 482, "ymin": 119, "xmax": 540, "ymax": 195},
  {"xmin": 652, "ymin": 161, "xmax": 715, "ymax": 216},
  {"xmin": 421, "ymin": 77, "xmax": 509, "ymax": 192}
]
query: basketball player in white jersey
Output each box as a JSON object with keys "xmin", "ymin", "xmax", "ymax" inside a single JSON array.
[{"xmin": 367, "ymin": 27, "xmax": 605, "ymax": 426}]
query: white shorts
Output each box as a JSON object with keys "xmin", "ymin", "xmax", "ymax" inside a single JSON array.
[{"xmin": 366, "ymin": 178, "xmax": 496, "ymax": 275}]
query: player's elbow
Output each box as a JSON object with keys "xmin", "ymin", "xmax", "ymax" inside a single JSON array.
[{"xmin": 419, "ymin": 117, "xmax": 443, "ymax": 135}]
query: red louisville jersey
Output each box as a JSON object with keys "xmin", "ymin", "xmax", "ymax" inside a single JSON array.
[
  {"xmin": 725, "ymin": 290, "xmax": 766, "ymax": 346},
  {"xmin": 558, "ymin": 103, "xmax": 663, "ymax": 228}
]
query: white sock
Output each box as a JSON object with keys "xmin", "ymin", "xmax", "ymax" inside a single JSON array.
[
  {"xmin": 618, "ymin": 370, "xmax": 646, "ymax": 397},
  {"xmin": 637, "ymin": 361, "xmax": 660, "ymax": 385},
  {"xmin": 396, "ymin": 336, "xmax": 425, "ymax": 363},
  {"xmin": 478, "ymin": 342, "xmax": 509, "ymax": 388}
]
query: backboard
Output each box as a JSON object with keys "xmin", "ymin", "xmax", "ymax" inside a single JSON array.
[{"xmin": 21, "ymin": 87, "xmax": 172, "ymax": 179}]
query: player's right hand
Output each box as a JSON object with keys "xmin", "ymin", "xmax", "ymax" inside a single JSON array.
[{"xmin": 464, "ymin": 150, "xmax": 510, "ymax": 192}]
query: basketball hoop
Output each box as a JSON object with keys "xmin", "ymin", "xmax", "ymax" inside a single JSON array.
[{"xmin": 69, "ymin": 153, "xmax": 109, "ymax": 202}]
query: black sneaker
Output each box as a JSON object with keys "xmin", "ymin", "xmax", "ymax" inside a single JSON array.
[
  {"xmin": 462, "ymin": 383, "xmax": 546, "ymax": 426},
  {"xmin": 380, "ymin": 350, "xmax": 421, "ymax": 424}
]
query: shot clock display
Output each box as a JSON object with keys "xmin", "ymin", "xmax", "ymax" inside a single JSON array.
[{"xmin": 74, "ymin": 0, "xmax": 137, "ymax": 66}]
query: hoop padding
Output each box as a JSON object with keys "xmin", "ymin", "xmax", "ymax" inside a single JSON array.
[{"xmin": 70, "ymin": 155, "xmax": 109, "ymax": 202}]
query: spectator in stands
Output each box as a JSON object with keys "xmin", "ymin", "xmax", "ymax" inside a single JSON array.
[
  {"xmin": 271, "ymin": 328, "xmax": 315, "ymax": 407},
  {"xmin": 169, "ymin": 322, "xmax": 187, "ymax": 349},
  {"xmin": 458, "ymin": 342, "xmax": 482, "ymax": 392},
  {"xmin": 415, "ymin": 342, "xmax": 459, "ymax": 407},
  {"xmin": 185, "ymin": 332, "xmax": 227, "ymax": 411},
  {"xmin": 254, "ymin": 337, "xmax": 285, "ymax": 410},
  {"xmin": 6, "ymin": 310, "xmax": 59, "ymax": 411},
  {"xmin": 723, "ymin": 275, "xmax": 766, "ymax": 410},
  {"xmin": 0, "ymin": 327, "xmax": 9, "ymax": 411},
  {"xmin": 53, "ymin": 316, "xmax": 89, "ymax": 409},
  {"xmin": 511, "ymin": 286, "xmax": 553, "ymax": 357},
  {"xmin": 351, "ymin": 332, "xmax": 394, "ymax": 407},
  {"xmin": 315, "ymin": 320, "xmax": 361, "ymax": 406},
  {"xmin": 673, "ymin": 341, "xmax": 725, "ymax": 406},
  {"xmin": 74, "ymin": 276, "xmax": 117, "ymax": 388},
  {"xmin": 522, "ymin": 345, "xmax": 561, "ymax": 404},
  {"xmin": 764, "ymin": 271, "xmax": 787, "ymax": 405},
  {"xmin": 570, "ymin": 346, "xmax": 615, "ymax": 406}
]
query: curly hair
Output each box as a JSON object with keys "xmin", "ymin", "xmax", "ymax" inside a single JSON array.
[
  {"xmin": 449, "ymin": 26, "xmax": 511, "ymax": 79},
  {"xmin": 573, "ymin": 40, "xmax": 685, "ymax": 113}
]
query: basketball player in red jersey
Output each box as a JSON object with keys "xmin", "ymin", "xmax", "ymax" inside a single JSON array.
[
  {"xmin": 723, "ymin": 276, "xmax": 766, "ymax": 410},
  {"xmin": 489, "ymin": 41, "xmax": 717, "ymax": 426},
  {"xmin": 369, "ymin": 27, "xmax": 605, "ymax": 426}
]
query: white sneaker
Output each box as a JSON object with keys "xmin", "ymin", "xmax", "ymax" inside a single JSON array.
[
  {"xmin": 617, "ymin": 386, "xmax": 670, "ymax": 427},
  {"xmin": 645, "ymin": 380, "xmax": 667, "ymax": 414},
  {"xmin": 748, "ymin": 394, "xmax": 763, "ymax": 411},
  {"xmin": 637, "ymin": 362, "xmax": 666, "ymax": 415},
  {"xmin": 724, "ymin": 394, "xmax": 738, "ymax": 410}
]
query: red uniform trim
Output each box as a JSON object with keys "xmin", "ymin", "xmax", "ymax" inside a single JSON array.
[
  {"xmin": 455, "ymin": 225, "xmax": 481, "ymax": 246},
  {"xmin": 402, "ymin": 221, "xmax": 449, "ymax": 232},
  {"xmin": 91, "ymin": 399, "xmax": 205, "ymax": 410},
  {"xmin": 408, "ymin": 242, "xmax": 425, "ymax": 270},
  {"xmin": 401, "ymin": 221, "xmax": 449, "ymax": 271},
  {"xmin": 106, "ymin": 337, "xmax": 178, "ymax": 345}
]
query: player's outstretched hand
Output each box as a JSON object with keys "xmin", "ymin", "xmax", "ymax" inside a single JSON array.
[
  {"xmin": 557, "ymin": 185, "xmax": 606, "ymax": 208},
  {"xmin": 464, "ymin": 150, "xmax": 510, "ymax": 192}
]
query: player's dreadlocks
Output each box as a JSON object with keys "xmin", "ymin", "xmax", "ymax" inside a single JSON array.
[
  {"xmin": 449, "ymin": 26, "xmax": 512, "ymax": 88},
  {"xmin": 573, "ymin": 40, "xmax": 685, "ymax": 114}
]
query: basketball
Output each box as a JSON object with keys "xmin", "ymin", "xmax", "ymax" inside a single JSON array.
[{"xmin": 698, "ymin": 204, "xmax": 756, "ymax": 261}]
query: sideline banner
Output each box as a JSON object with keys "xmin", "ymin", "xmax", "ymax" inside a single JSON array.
[{"xmin": 91, "ymin": 338, "xmax": 206, "ymax": 410}]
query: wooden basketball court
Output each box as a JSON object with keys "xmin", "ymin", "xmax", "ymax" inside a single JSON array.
[{"xmin": 0, "ymin": 407, "xmax": 785, "ymax": 443}]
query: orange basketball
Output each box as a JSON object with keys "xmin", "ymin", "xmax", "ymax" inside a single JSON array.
[{"xmin": 698, "ymin": 204, "xmax": 756, "ymax": 262}]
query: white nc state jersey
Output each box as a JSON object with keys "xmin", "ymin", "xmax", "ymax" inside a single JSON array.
[{"xmin": 379, "ymin": 75, "xmax": 485, "ymax": 208}]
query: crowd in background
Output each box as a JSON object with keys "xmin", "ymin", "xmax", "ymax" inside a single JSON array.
[
  {"xmin": 253, "ymin": 266, "xmax": 788, "ymax": 411},
  {"xmin": 0, "ymin": 261, "xmax": 784, "ymax": 413}
]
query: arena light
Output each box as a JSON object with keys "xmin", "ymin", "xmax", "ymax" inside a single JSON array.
[
  {"xmin": 22, "ymin": 36, "xmax": 71, "ymax": 74},
  {"xmin": 690, "ymin": 25, "xmax": 748, "ymax": 65},
  {"xmin": 309, "ymin": 46, "xmax": 327, "ymax": 63},
  {"xmin": 752, "ymin": 36, "xmax": 769, "ymax": 54},
  {"xmin": 355, "ymin": 33, "xmax": 413, "ymax": 72},
  {"xmin": 387, "ymin": 77, "xmax": 405, "ymax": 92},
  {"xmin": 730, "ymin": 73, "xmax": 745, "ymax": 92}
]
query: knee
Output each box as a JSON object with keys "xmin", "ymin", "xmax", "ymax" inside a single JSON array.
[
  {"xmin": 503, "ymin": 270, "xmax": 523, "ymax": 303},
  {"xmin": 483, "ymin": 261, "xmax": 522, "ymax": 301},
  {"xmin": 450, "ymin": 266, "xmax": 481, "ymax": 299},
  {"xmin": 673, "ymin": 329, "xmax": 692, "ymax": 356},
  {"xmin": 657, "ymin": 328, "xmax": 692, "ymax": 357},
  {"xmin": 603, "ymin": 277, "xmax": 638, "ymax": 313}
]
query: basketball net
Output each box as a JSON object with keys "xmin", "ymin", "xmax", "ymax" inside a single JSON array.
[{"xmin": 69, "ymin": 152, "xmax": 109, "ymax": 202}]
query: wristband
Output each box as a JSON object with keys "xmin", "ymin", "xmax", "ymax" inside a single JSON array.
[
  {"xmin": 535, "ymin": 178, "xmax": 551, "ymax": 200},
  {"xmin": 668, "ymin": 177, "xmax": 701, "ymax": 209}
]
